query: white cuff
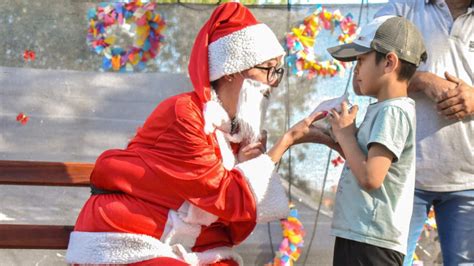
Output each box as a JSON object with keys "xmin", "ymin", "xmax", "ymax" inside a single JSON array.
[{"xmin": 235, "ymin": 154, "xmax": 289, "ymax": 223}]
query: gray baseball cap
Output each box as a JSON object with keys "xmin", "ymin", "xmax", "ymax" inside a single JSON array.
[{"xmin": 328, "ymin": 15, "xmax": 427, "ymax": 66}]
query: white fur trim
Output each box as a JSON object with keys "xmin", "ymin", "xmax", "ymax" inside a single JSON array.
[
  {"xmin": 215, "ymin": 130, "xmax": 236, "ymax": 170},
  {"xmin": 235, "ymin": 154, "xmax": 289, "ymax": 223},
  {"xmin": 202, "ymin": 93, "xmax": 236, "ymax": 170},
  {"xmin": 66, "ymin": 231, "xmax": 243, "ymax": 266},
  {"xmin": 160, "ymin": 202, "xmax": 219, "ymax": 247},
  {"xmin": 177, "ymin": 201, "xmax": 219, "ymax": 227},
  {"xmin": 65, "ymin": 232, "xmax": 181, "ymax": 264},
  {"xmin": 209, "ymin": 23, "xmax": 285, "ymax": 81},
  {"xmin": 203, "ymin": 100, "xmax": 231, "ymax": 135},
  {"xmin": 203, "ymin": 90, "xmax": 232, "ymax": 136},
  {"xmin": 161, "ymin": 208, "xmax": 202, "ymax": 247}
]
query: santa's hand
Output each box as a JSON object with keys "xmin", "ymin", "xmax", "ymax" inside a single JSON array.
[
  {"xmin": 291, "ymin": 125, "xmax": 330, "ymax": 145},
  {"xmin": 286, "ymin": 111, "xmax": 328, "ymax": 145},
  {"xmin": 436, "ymin": 72, "xmax": 474, "ymax": 120},
  {"xmin": 238, "ymin": 141, "xmax": 265, "ymax": 162}
]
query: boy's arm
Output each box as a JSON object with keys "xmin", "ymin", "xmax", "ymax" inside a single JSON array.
[
  {"xmin": 329, "ymin": 102, "xmax": 406, "ymax": 191},
  {"xmin": 365, "ymin": 143, "xmax": 394, "ymax": 190},
  {"xmin": 327, "ymin": 101, "xmax": 367, "ymax": 181},
  {"xmin": 336, "ymin": 135, "xmax": 393, "ymax": 191}
]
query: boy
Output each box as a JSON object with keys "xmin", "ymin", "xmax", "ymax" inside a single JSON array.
[{"xmin": 326, "ymin": 16, "xmax": 427, "ymax": 265}]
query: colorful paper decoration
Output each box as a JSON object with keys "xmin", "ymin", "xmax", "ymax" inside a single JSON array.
[
  {"xmin": 286, "ymin": 6, "xmax": 358, "ymax": 79},
  {"xmin": 16, "ymin": 113, "xmax": 29, "ymax": 125},
  {"xmin": 331, "ymin": 156, "xmax": 344, "ymax": 167},
  {"xmin": 412, "ymin": 207, "xmax": 438, "ymax": 264},
  {"xmin": 423, "ymin": 207, "xmax": 437, "ymax": 234},
  {"xmin": 23, "ymin": 50, "xmax": 35, "ymax": 62},
  {"xmin": 87, "ymin": 0, "xmax": 166, "ymax": 72},
  {"xmin": 266, "ymin": 204, "xmax": 306, "ymax": 266}
]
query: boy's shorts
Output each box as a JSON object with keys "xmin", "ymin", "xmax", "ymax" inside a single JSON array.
[{"xmin": 333, "ymin": 237, "xmax": 404, "ymax": 266}]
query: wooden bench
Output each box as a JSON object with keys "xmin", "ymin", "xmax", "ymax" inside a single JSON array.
[{"xmin": 0, "ymin": 160, "xmax": 93, "ymax": 249}]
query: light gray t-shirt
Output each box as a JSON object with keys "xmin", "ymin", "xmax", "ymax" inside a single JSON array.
[
  {"xmin": 331, "ymin": 97, "xmax": 416, "ymax": 254},
  {"xmin": 376, "ymin": 0, "xmax": 474, "ymax": 192}
]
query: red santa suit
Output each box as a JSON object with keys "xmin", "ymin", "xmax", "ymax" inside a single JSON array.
[{"xmin": 66, "ymin": 3, "xmax": 288, "ymax": 265}]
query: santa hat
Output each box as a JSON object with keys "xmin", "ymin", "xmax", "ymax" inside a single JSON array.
[{"xmin": 188, "ymin": 2, "xmax": 285, "ymax": 104}]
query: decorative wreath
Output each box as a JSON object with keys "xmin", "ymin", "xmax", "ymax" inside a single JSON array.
[
  {"xmin": 86, "ymin": 0, "xmax": 166, "ymax": 72},
  {"xmin": 266, "ymin": 204, "xmax": 306, "ymax": 266},
  {"xmin": 286, "ymin": 6, "xmax": 358, "ymax": 79}
]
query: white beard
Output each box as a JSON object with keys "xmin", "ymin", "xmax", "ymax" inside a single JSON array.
[{"xmin": 228, "ymin": 79, "xmax": 271, "ymax": 145}]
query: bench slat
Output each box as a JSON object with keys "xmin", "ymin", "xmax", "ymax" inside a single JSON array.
[
  {"xmin": 0, "ymin": 161, "xmax": 93, "ymax": 249},
  {"xmin": 0, "ymin": 160, "xmax": 92, "ymax": 186},
  {"xmin": 0, "ymin": 224, "xmax": 74, "ymax": 249}
]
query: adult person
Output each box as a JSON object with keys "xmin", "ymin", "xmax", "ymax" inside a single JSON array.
[
  {"xmin": 374, "ymin": 1, "xmax": 474, "ymax": 265},
  {"xmin": 65, "ymin": 2, "xmax": 332, "ymax": 265}
]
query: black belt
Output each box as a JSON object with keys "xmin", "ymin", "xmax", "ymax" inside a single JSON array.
[{"xmin": 90, "ymin": 184, "xmax": 124, "ymax": 195}]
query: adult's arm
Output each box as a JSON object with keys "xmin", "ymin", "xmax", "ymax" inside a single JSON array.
[
  {"xmin": 266, "ymin": 111, "xmax": 330, "ymax": 162},
  {"xmin": 408, "ymin": 71, "xmax": 457, "ymax": 101},
  {"xmin": 375, "ymin": 1, "xmax": 473, "ymax": 119}
]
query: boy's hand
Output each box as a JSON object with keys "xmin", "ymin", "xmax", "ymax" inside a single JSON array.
[{"xmin": 328, "ymin": 101, "xmax": 359, "ymax": 142}]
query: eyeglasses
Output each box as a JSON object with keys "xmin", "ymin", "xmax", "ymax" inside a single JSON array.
[{"xmin": 253, "ymin": 66, "xmax": 285, "ymax": 85}]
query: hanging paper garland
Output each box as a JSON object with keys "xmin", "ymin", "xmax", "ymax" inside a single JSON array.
[
  {"xmin": 286, "ymin": 6, "xmax": 358, "ymax": 79},
  {"xmin": 423, "ymin": 207, "xmax": 437, "ymax": 232},
  {"xmin": 412, "ymin": 207, "xmax": 437, "ymax": 265},
  {"xmin": 87, "ymin": 0, "xmax": 166, "ymax": 72},
  {"xmin": 266, "ymin": 204, "xmax": 306, "ymax": 266}
]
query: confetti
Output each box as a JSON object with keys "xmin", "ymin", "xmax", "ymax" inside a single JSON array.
[
  {"xmin": 331, "ymin": 156, "xmax": 344, "ymax": 167},
  {"xmin": 16, "ymin": 112, "xmax": 29, "ymax": 125},
  {"xmin": 286, "ymin": 6, "xmax": 358, "ymax": 79},
  {"xmin": 23, "ymin": 50, "xmax": 35, "ymax": 62},
  {"xmin": 87, "ymin": 0, "xmax": 166, "ymax": 72}
]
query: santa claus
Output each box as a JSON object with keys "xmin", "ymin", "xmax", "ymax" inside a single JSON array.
[{"xmin": 66, "ymin": 2, "xmax": 329, "ymax": 265}]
